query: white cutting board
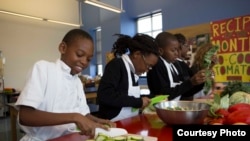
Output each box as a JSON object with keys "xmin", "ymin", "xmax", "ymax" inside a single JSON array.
[{"xmin": 94, "ymin": 127, "xmax": 158, "ymax": 140}]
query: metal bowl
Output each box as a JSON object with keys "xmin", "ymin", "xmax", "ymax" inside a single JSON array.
[{"xmin": 154, "ymin": 101, "xmax": 210, "ymax": 125}]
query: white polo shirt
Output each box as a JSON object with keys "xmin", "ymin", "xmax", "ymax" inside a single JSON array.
[{"xmin": 15, "ymin": 59, "xmax": 90, "ymax": 141}]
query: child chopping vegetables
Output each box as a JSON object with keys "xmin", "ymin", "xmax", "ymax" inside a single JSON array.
[
  {"xmin": 97, "ymin": 33, "xmax": 159, "ymax": 121},
  {"xmin": 15, "ymin": 29, "xmax": 115, "ymax": 141}
]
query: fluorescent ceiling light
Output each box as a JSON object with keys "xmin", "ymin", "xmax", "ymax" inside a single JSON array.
[
  {"xmin": 47, "ymin": 20, "xmax": 81, "ymax": 27},
  {"xmin": 0, "ymin": 10, "xmax": 43, "ymax": 21},
  {"xmin": 0, "ymin": 9, "xmax": 81, "ymax": 27},
  {"xmin": 84, "ymin": 0, "xmax": 124, "ymax": 13}
]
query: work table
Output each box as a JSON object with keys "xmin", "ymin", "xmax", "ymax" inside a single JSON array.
[
  {"xmin": 48, "ymin": 114, "xmax": 172, "ymax": 141},
  {"xmin": 116, "ymin": 114, "xmax": 172, "ymax": 141}
]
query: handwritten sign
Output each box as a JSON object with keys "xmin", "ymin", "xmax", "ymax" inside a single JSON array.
[{"xmin": 210, "ymin": 15, "xmax": 250, "ymax": 82}]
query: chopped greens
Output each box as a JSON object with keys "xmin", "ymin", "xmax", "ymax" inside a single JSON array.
[
  {"xmin": 87, "ymin": 133, "xmax": 144, "ymax": 141},
  {"xmin": 166, "ymin": 106, "xmax": 193, "ymax": 111}
]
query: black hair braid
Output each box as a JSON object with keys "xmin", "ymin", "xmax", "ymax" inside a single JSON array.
[
  {"xmin": 112, "ymin": 33, "xmax": 159, "ymax": 57},
  {"xmin": 133, "ymin": 33, "xmax": 159, "ymax": 56},
  {"xmin": 112, "ymin": 34, "xmax": 132, "ymax": 57}
]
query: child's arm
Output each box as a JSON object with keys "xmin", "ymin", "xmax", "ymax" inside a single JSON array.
[
  {"xmin": 19, "ymin": 105, "xmax": 80, "ymax": 126},
  {"xmin": 19, "ymin": 105, "xmax": 107, "ymax": 136}
]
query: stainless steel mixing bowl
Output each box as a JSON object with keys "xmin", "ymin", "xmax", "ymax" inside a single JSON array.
[{"xmin": 154, "ymin": 101, "xmax": 210, "ymax": 125}]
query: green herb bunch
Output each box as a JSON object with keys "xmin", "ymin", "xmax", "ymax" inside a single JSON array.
[
  {"xmin": 220, "ymin": 81, "xmax": 250, "ymax": 97},
  {"xmin": 202, "ymin": 45, "xmax": 219, "ymax": 94}
]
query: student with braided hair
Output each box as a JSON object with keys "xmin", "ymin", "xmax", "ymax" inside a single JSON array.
[{"xmin": 97, "ymin": 33, "xmax": 159, "ymax": 121}]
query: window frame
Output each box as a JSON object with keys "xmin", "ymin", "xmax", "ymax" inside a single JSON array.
[
  {"xmin": 95, "ymin": 27, "xmax": 103, "ymax": 76},
  {"xmin": 137, "ymin": 12, "xmax": 162, "ymax": 77},
  {"xmin": 137, "ymin": 12, "xmax": 162, "ymax": 38}
]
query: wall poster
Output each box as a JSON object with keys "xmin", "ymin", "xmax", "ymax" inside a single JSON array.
[{"xmin": 210, "ymin": 14, "xmax": 250, "ymax": 82}]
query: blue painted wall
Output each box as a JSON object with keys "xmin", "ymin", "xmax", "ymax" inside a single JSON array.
[
  {"xmin": 81, "ymin": 1, "xmax": 121, "ymax": 76},
  {"xmin": 125, "ymin": 0, "xmax": 250, "ymax": 30},
  {"xmin": 82, "ymin": 0, "xmax": 250, "ymax": 76}
]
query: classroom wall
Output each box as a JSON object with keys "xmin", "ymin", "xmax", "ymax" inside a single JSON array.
[
  {"xmin": 125, "ymin": 0, "xmax": 250, "ymax": 30},
  {"xmin": 1, "ymin": 0, "xmax": 250, "ymax": 89},
  {"xmin": 81, "ymin": 0, "xmax": 121, "ymax": 76},
  {"xmin": 82, "ymin": 0, "xmax": 250, "ymax": 75},
  {"xmin": 0, "ymin": 0, "xmax": 80, "ymax": 90}
]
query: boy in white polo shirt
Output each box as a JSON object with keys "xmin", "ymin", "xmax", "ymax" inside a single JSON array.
[{"xmin": 15, "ymin": 29, "xmax": 115, "ymax": 141}]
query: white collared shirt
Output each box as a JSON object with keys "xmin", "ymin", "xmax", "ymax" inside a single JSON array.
[
  {"xmin": 16, "ymin": 59, "xmax": 90, "ymax": 141},
  {"xmin": 160, "ymin": 57, "xmax": 182, "ymax": 100}
]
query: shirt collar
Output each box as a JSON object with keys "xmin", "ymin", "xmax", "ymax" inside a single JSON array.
[
  {"xmin": 122, "ymin": 54, "xmax": 136, "ymax": 74},
  {"xmin": 56, "ymin": 59, "xmax": 79, "ymax": 77},
  {"xmin": 177, "ymin": 58, "xmax": 184, "ymax": 62}
]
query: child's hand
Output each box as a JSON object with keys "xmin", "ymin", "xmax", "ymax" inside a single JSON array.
[
  {"xmin": 74, "ymin": 113, "xmax": 100, "ymax": 137},
  {"xmin": 74, "ymin": 113, "xmax": 116, "ymax": 137},
  {"xmin": 141, "ymin": 97, "xmax": 151, "ymax": 109},
  {"xmin": 97, "ymin": 119, "xmax": 116, "ymax": 128},
  {"xmin": 190, "ymin": 69, "xmax": 206, "ymax": 85}
]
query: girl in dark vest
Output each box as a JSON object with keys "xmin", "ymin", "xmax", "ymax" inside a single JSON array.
[{"xmin": 97, "ymin": 33, "xmax": 159, "ymax": 121}]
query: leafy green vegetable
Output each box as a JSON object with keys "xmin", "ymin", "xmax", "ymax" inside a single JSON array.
[
  {"xmin": 207, "ymin": 93, "xmax": 229, "ymax": 117},
  {"xmin": 213, "ymin": 93, "xmax": 221, "ymax": 104},
  {"xmin": 202, "ymin": 45, "xmax": 219, "ymax": 69},
  {"xmin": 208, "ymin": 103, "xmax": 221, "ymax": 117},
  {"xmin": 220, "ymin": 94, "xmax": 229, "ymax": 109},
  {"xmin": 131, "ymin": 108, "xmax": 138, "ymax": 112},
  {"xmin": 142, "ymin": 95, "xmax": 169, "ymax": 113},
  {"xmin": 229, "ymin": 91, "xmax": 250, "ymax": 105},
  {"xmin": 220, "ymin": 81, "xmax": 250, "ymax": 97},
  {"xmin": 202, "ymin": 45, "xmax": 219, "ymax": 94},
  {"xmin": 203, "ymin": 74, "xmax": 213, "ymax": 95},
  {"xmin": 207, "ymin": 81, "xmax": 250, "ymax": 118},
  {"xmin": 149, "ymin": 95, "xmax": 168, "ymax": 106}
]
